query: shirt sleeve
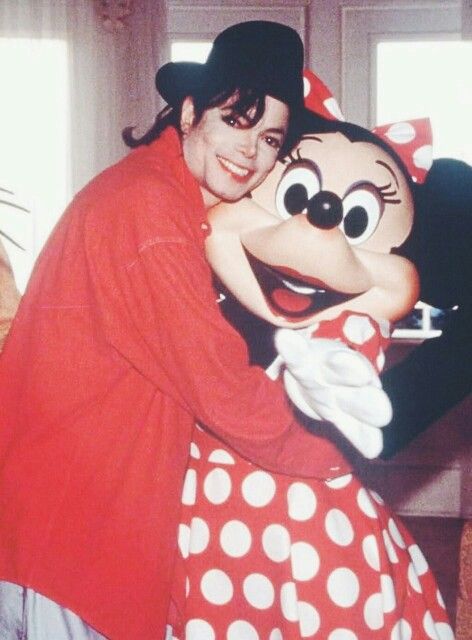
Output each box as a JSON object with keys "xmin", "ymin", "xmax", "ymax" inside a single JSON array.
[{"xmin": 86, "ymin": 178, "xmax": 348, "ymax": 478}]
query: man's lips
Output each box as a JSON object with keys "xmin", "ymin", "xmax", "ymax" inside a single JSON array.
[
  {"xmin": 244, "ymin": 249, "xmax": 356, "ymax": 319},
  {"xmin": 217, "ymin": 156, "xmax": 254, "ymax": 183}
]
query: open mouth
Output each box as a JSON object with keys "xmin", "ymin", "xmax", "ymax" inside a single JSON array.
[{"xmin": 244, "ymin": 248, "xmax": 356, "ymax": 320}]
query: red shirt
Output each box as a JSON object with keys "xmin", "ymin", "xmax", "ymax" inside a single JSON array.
[{"xmin": 0, "ymin": 127, "xmax": 349, "ymax": 639}]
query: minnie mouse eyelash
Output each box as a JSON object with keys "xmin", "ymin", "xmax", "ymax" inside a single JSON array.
[{"xmin": 378, "ymin": 182, "xmax": 401, "ymax": 204}]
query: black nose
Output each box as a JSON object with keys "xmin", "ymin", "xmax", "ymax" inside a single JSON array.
[{"xmin": 307, "ymin": 191, "xmax": 343, "ymax": 229}]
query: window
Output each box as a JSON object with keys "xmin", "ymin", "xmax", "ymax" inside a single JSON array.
[
  {"xmin": 0, "ymin": 37, "xmax": 70, "ymax": 291},
  {"xmin": 171, "ymin": 41, "xmax": 212, "ymax": 63},
  {"xmin": 377, "ymin": 41, "xmax": 472, "ymax": 165}
]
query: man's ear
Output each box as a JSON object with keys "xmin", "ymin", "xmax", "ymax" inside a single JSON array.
[{"xmin": 180, "ymin": 97, "xmax": 195, "ymax": 135}]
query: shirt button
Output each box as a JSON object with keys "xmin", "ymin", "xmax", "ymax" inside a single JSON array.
[{"xmin": 200, "ymin": 221, "xmax": 211, "ymax": 236}]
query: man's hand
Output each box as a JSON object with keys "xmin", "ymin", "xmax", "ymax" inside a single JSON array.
[{"xmin": 275, "ymin": 329, "xmax": 392, "ymax": 459}]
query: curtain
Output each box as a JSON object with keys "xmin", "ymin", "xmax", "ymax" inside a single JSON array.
[{"xmin": 0, "ymin": 0, "xmax": 168, "ymax": 286}]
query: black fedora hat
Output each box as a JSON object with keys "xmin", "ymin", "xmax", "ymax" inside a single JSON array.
[{"xmin": 156, "ymin": 21, "xmax": 305, "ymax": 113}]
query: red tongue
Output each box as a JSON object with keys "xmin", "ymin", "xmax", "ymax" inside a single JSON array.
[{"xmin": 272, "ymin": 288, "xmax": 312, "ymax": 313}]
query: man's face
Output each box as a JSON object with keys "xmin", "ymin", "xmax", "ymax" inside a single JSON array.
[{"xmin": 181, "ymin": 94, "xmax": 289, "ymax": 209}]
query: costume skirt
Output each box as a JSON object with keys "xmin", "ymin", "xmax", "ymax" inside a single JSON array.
[{"xmin": 169, "ymin": 426, "xmax": 454, "ymax": 640}]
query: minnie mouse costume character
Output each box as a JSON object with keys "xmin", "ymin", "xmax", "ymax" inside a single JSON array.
[{"xmin": 168, "ymin": 72, "xmax": 454, "ymax": 639}]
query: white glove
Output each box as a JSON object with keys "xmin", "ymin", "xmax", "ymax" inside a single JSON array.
[{"xmin": 274, "ymin": 328, "xmax": 392, "ymax": 459}]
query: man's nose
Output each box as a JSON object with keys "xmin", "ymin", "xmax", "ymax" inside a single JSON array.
[
  {"xmin": 238, "ymin": 131, "xmax": 257, "ymax": 158},
  {"xmin": 306, "ymin": 191, "xmax": 343, "ymax": 229}
]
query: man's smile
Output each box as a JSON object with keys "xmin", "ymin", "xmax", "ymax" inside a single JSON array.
[{"xmin": 217, "ymin": 156, "xmax": 253, "ymax": 181}]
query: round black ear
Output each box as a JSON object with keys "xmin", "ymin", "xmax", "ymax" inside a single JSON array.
[
  {"xmin": 398, "ymin": 158, "xmax": 472, "ymax": 310},
  {"xmin": 381, "ymin": 157, "xmax": 472, "ymax": 458}
]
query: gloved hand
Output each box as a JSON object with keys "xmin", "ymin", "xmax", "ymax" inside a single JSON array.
[{"xmin": 274, "ymin": 328, "xmax": 392, "ymax": 459}]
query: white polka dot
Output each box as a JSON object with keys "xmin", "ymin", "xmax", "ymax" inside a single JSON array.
[
  {"xmin": 181, "ymin": 468, "xmax": 197, "ymax": 506},
  {"xmin": 327, "ymin": 568, "xmax": 360, "ymax": 607},
  {"xmin": 328, "ymin": 630, "xmax": 358, "ymax": 640},
  {"xmin": 291, "ymin": 541, "xmax": 320, "ymax": 581},
  {"xmin": 436, "ymin": 622, "xmax": 455, "ymax": 640},
  {"xmin": 220, "ymin": 520, "xmax": 252, "ymax": 558},
  {"xmin": 325, "ymin": 509, "xmax": 354, "ymax": 546},
  {"xmin": 227, "ymin": 620, "xmax": 259, "ymax": 640},
  {"xmin": 186, "ymin": 619, "xmax": 215, "ymax": 640},
  {"xmin": 423, "ymin": 611, "xmax": 438, "ymax": 639},
  {"xmin": 186, "ymin": 577, "xmax": 190, "ymax": 597},
  {"xmin": 413, "ymin": 144, "xmax": 433, "ymax": 170},
  {"xmin": 243, "ymin": 573, "xmax": 275, "ymax": 610},
  {"xmin": 287, "ymin": 482, "xmax": 317, "ymax": 521},
  {"xmin": 303, "ymin": 76, "xmax": 311, "ymax": 97},
  {"xmin": 390, "ymin": 619, "xmax": 412, "ymax": 640},
  {"xmin": 385, "ymin": 122, "xmax": 416, "ymax": 145},
  {"xmin": 189, "ymin": 517, "xmax": 210, "ymax": 554},
  {"xmin": 362, "ymin": 534, "xmax": 380, "ymax": 571},
  {"xmin": 369, "ymin": 490, "xmax": 385, "ymax": 505},
  {"xmin": 342, "ymin": 315, "xmax": 375, "ymax": 344},
  {"xmin": 376, "ymin": 351, "xmax": 386, "ymax": 371},
  {"xmin": 208, "ymin": 449, "xmax": 235, "ymax": 464},
  {"xmin": 324, "ymin": 97, "xmax": 345, "ymax": 121},
  {"xmin": 382, "ymin": 529, "xmax": 399, "ymax": 564},
  {"xmin": 241, "ymin": 471, "xmax": 276, "ymax": 507},
  {"xmin": 381, "ymin": 574, "xmax": 396, "ymax": 613},
  {"xmin": 269, "ymin": 630, "xmax": 283, "ymax": 640},
  {"xmin": 357, "ymin": 488, "xmax": 378, "ymax": 518},
  {"xmin": 280, "ymin": 582, "xmax": 299, "ymax": 622},
  {"xmin": 178, "ymin": 523, "xmax": 190, "ymax": 559},
  {"xmin": 190, "ymin": 442, "xmax": 200, "ymax": 459},
  {"xmin": 408, "ymin": 543, "xmax": 428, "ymax": 575},
  {"xmin": 378, "ymin": 319, "xmax": 391, "ymax": 339},
  {"xmin": 299, "ymin": 601, "xmax": 320, "ymax": 637},
  {"xmin": 437, "ymin": 589, "xmax": 446, "ymax": 609},
  {"xmin": 407, "ymin": 562, "xmax": 422, "ymax": 593},
  {"xmin": 388, "ymin": 518, "xmax": 406, "ymax": 549},
  {"xmin": 203, "ymin": 468, "xmax": 232, "ymax": 504},
  {"xmin": 364, "ymin": 592, "xmax": 384, "ymax": 630},
  {"xmin": 263, "ymin": 524, "xmax": 291, "ymax": 562},
  {"xmin": 325, "ymin": 473, "xmax": 353, "ymax": 489},
  {"xmin": 201, "ymin": 569, "xmax": 233, "ymax": 605}
]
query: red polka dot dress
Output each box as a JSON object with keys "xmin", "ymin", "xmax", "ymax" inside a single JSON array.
[{"xmin": 169, "ymin": 314, "xmax": 454, "ymax": 639}]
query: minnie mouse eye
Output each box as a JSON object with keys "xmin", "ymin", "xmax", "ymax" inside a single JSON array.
[
  {"xmin": 341, "ymin": 187, "xmax": 383, "ymax": 245},
  {"xmin": 275, "ymin": 165, "xmax": 321, "ymax": 220}
]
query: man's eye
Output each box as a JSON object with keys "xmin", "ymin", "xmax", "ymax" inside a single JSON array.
[
  {"xmin": 222, "ymin": 114, "xmax": 240, "ymax": 127},
  {"xmin": 265, "ymin": 136, "xmax": 281, "ymax": 149}
]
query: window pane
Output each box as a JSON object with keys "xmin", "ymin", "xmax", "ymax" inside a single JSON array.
[
  {"xmin": 171, "ymin": 41, "xmax": 212, "ymax": 63},
  {"xmin": 0, "ymin": 37, "xmax": 69, "ymax": 290},
  {"xmin": 377, "ymin": 41, "xmax": 472, "ymax": 164}
]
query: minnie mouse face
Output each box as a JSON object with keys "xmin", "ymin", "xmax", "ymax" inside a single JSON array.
[{"xmin": 205, "ymin": 123, "xmax": 419, "ymax": 329}]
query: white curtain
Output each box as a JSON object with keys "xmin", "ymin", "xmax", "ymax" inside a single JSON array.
[{"xmin": 0, "ymin": 0, "xmax": 168, "ymax": 286}]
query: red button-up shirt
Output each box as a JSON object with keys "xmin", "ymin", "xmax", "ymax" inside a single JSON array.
[{"xmin": 0, "ymin": 127, "xmax": 349, "ymax": 639}]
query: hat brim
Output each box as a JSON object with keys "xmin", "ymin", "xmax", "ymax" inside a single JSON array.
[{"xmin": 155, "ymin": 62, "xmax": 206, "ymax": 107}]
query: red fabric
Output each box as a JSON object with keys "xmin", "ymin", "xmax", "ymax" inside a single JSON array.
[
  {"xmin": 0, "ymin": 127, "xmax": 349, "ymax": 640},
  {"xmin": 311, "ymin": 311, "xmax": 390, "ymax": 373},
  {"xmin": 173, "ymin": 433, "xmax": 452, "ymax": 639},
  {"xmin": 171, "ymin": 315, "xmax": 452, "ymax": 638}
]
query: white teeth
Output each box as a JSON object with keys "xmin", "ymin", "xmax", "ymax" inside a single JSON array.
[
  {"xmin": 281, "ymin": 278, "xmax": 319, "ymax": 295},
  {"xmin": 218, "ymin": 156, "xmax": 249, "ymax": 176}
]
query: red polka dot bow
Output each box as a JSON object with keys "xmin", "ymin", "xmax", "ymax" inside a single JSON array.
[{"xmin": 303, "ymin": 69, "xmax": 433, "ymax": 184}]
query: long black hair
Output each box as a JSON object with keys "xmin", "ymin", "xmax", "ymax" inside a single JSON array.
[{"xmin": 122, "ymin": 82, "xmax": 300, "ymax": 158}]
